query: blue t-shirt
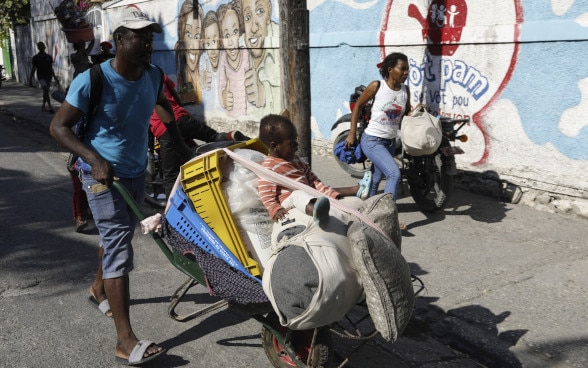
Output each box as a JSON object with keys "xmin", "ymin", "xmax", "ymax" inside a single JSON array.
[{"xmin": 66, "ymin": 61, "xmax": 162, "ymax": 178}]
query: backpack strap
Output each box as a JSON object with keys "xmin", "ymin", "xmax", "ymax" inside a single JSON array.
[
  {"xmin": 153, "ymin": 64, "xmax": 164, "ymax": 99},
  {"xmin": 88, "ymin": 64, "xmax": 163, "ymax": 117},
  {"xmin": 88, "ymin": 64, "xmax": 104, "ymax": 118},
  {"xmin": 72, "ymin": 65, "xmax": 103, "ymax": 141}
]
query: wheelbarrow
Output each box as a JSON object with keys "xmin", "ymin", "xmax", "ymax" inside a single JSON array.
[
  {"xmin": 112, "ymin": 141, "xmax": 424, "ymax": 367},
  {"xmin": 113, "ymin": 179, "xmax": 345, "ymax": 367}
]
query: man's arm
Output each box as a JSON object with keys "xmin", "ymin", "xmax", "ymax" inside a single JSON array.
[
  {"xmin": 168, "ymin": 86, "xmax": 184, "ymax": 108},
  {"xmin": 153, "ymin": 89, "xmax": 175, "ymax": 123},
  {"xmin": 85, "ymin": 39, "xmax": 95, "ymax": 55},
  {"xmin": 153, "ymin": 90, "xmax": 192, "ymax": 160},
  {"xmin": 51, "ymin": 65, "xmax": 58, "ymax": 83},
  {"xmin": 28, "ymin": 61, "xmax": 36, "ymax": 86},
  {"xmin": 49, "ymin": 101, "xmax": 113, "ymax": 185}
]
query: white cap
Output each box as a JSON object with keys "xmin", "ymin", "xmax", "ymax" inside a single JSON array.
[{"xmin": 116, "ymin": 4, "xmax": 162, "ymax": 33}]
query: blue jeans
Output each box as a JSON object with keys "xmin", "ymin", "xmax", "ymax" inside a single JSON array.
[
  {"xmin": 81, "ymin": 173, "xmax": 145, "ymax": 279},
  {"xmin": 360, "ymin": 133, "xmax": 401, "ymax": 198}
]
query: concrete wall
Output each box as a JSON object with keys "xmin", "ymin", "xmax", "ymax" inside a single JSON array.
[{"xmin": 23, "ymin": 0, "xmax": 588, "ymax": 216}]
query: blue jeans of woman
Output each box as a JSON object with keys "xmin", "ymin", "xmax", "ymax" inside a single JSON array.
[{"xmin": 360, "ymin": 133, "xmax": 400, "ymax": 198}]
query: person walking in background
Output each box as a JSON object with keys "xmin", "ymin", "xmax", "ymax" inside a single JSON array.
[
  {"xmin": 67, "ymin": 158, "xmax": 90, "ymax": 232},
  {"xmin": 345, "ymin": 52, "xmax": 415, "ymax": 231},
  {"xmin": 68, "ymin": 39, "xmax": 95, "ymax": 232},
  {"xmin": 69, "ymin": 39, "xmax": 95, "ymax": 79},
  {"xmin": 29, "ymin": 41, "xmax": 59, "ymax": 113},
  {"xmin": 49, "ymin": 5, "xmax": 171, "ymax": 365}
]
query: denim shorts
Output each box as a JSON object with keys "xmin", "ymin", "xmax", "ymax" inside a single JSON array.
[
  {"xmin": 39, "ymin": 79, "xmax": 50, "ymax": 89},
  {"xmin": 81, "ymin": 172, "xmax": 145, "ymax": 279}
]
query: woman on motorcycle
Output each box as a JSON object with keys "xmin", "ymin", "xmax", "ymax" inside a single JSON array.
[{"xmin": 345, "ymin": 52, "xmax": 413, "ymax": 229}]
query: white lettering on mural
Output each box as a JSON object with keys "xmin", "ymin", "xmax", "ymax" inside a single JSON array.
[{"xmin": 409, "ymin": 56, "xmax": 489, "ymax": 103}]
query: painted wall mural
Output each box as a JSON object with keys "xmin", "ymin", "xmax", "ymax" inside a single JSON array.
[
  {"xmin": 380, "ymin": 0, "xmax": 522, "ymax": 166},
  {"xmin": 310, "ymin": 0, "xmax": 588, "ymax": 194},
  {"xmin": 25, "ymin": 0, "xmax": 588, "ymax": 196},
  {"xmin": 29, "ymin": 0, "xmax": 282, "ymax": 121},
  {"xmin": 169, "ymin": 0, "xmax": 282, "ymax": 120}
]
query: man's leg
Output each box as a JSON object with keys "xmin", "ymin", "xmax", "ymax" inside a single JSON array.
[
  {"xmin": 43, "ymin": 86, "xmax": 51, "ymax": 106},
  {"xmin": 90, "ymin": 247, "xmax": 107, "ymax": 303},
  {"xmin": 177, "ymin": 115, "xmax": 227, "ymax": 142},
  {"xmin": 158, "ymin": 131, "xmax": 185, "ymax": 183},
  {"xmin": 40, "ymin": 79, "xmax": 53, "ymax": 112},
  {"xmin": 105, "ymin": 276, "xmax": 164, "ymax": 360},
  {"xmin": 83, "ymin": 174, "xmax": 164, "ymax": 362}
]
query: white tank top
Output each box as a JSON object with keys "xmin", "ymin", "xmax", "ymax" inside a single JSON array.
[{"xmin": 364, "ymin": 81, "xmax": 408, "ymax": 139}]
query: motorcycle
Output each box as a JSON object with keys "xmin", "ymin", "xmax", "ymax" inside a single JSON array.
[{"xmin": 330, "ymin": 85, "xmax": 469, "ymax": 212}]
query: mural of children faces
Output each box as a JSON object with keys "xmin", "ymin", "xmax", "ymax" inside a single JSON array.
[
  {"xmin": 241, "ymin": 0, "xmax": 281, "ymax": 115},
  {"xmin": 176, "ymin": 0, "xmax": 204, "ymax": 104},
  {"xmin": 199, "ymin": 10, "xmax": 222, "ymax": 110},
  {"xmin": 217, "ymin": 1, "xmax": 250, "ymax": 117},
  {"xmin": 202, "ymin": 11, "xmax": 220, "ymax": 74},
  {"xmin": 242, "ymin": 0, "xmax": 271, "ymax": 67},
  {"xmin": 221, "ymin": 6, "xmax": 242, "ymax": 66}
]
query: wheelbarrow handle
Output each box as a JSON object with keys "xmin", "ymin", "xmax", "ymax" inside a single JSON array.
[{"xmin": 111, "ymin": 181, "xmax": 175, "ymax": 264}]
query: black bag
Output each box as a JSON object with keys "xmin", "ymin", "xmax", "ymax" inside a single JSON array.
[
  {"xmin": 51, "ymin": 83, "xmax": 66, "ymax": 103},
  {"xmin": 66, "ymin": 153, "xmax": 78, "ymax": 173}
]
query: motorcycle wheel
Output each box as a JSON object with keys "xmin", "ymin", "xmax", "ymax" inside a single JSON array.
[
  {"xmin": 408, "ymin": 154, "xmax": 454, "ymax": 212},
  {"xmin": 261, "ymin": 313, "xmax": 333, "ymax": 368},
  {"xmin": 333, "ymin": 131, "xmax": 372, "ymax": 178},
  {"xmin": 143, "ymin": 184, "xmax": 167, "ymax": 209}
]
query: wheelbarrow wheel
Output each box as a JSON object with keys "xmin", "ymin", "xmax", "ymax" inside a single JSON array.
[{"xmin": 261, "ymin": 314, "xmax": 333, "ymax": 368}]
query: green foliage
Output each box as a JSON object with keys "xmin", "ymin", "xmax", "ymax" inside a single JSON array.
[{"xmin": 0, "ymin": 0, "xmax": 31, "ymax": 41}]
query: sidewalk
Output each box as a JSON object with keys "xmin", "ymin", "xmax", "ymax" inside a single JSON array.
[{"xmin": 0, "ymin": 80, "xmax": 60, "ymax": 132}]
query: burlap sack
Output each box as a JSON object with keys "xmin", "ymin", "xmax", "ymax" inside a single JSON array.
[
  {"xmin": 350, "ymin": 193, "xmax": 414, "ymax": 342},
  {"xmin": 262, "ymin": 207, "xmax": 363, "ymax": 330}
]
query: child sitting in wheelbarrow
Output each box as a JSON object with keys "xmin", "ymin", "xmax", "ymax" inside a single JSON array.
[{"xmin": 257, "ymin": 114, "xmax": 372, "ymax": 228}]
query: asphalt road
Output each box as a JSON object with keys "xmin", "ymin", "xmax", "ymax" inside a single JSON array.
[{"xmin": 0, "ymin": 107, "xmax": 587, "ymax": 368}]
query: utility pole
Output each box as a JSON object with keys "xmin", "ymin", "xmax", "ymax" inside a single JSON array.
[{"xmin": 279, "ymin": 0, "xmax": 311, "ymax": 165}]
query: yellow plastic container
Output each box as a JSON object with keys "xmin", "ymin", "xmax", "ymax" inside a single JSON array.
[{"xmin": 179, "ymin": 139, "xmax": 268, "ymax": 277}]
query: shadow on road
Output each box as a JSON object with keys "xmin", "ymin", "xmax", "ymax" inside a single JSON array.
[
  {"xmin": 0, "ymin": 166, "xmax": 98, "ymax": 291},
  {"xmin": 397, "ymin": 187, "xmax": 510, "ymax": 236},
  {"xmin": 406, "ymin": 262, "xmax": 526, "ymax": 368},
  {"xmin": 154, "ymin": 307, "xmax": 255, "ymax": 367}
]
